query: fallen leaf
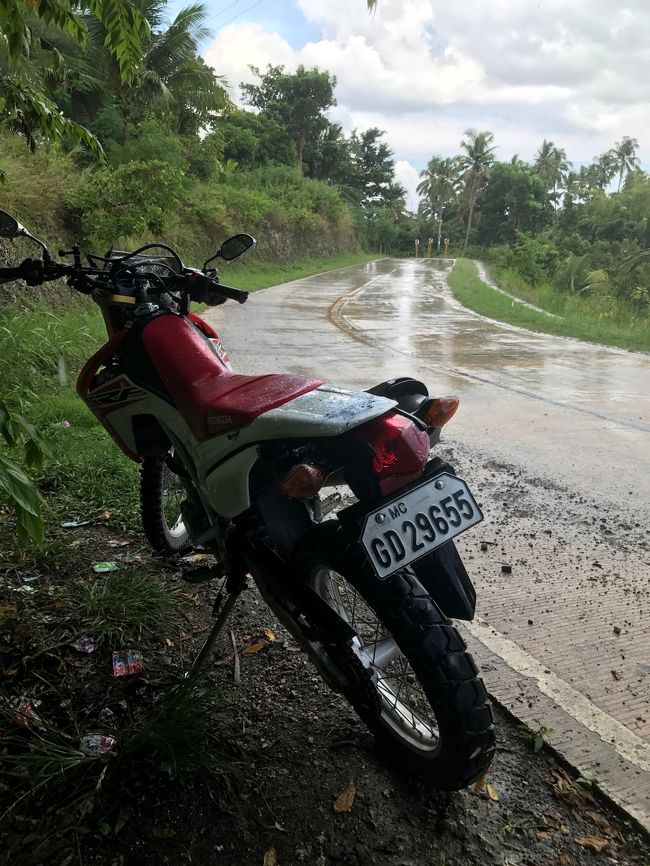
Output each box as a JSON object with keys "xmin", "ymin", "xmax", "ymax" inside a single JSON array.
[
  {"xmin": 473, "ymin": 771, "xmax": 487, "ymax": 795},
  {"xmin": 98, "ymin": 511, "xmax": 111, "ymax": 521},
  {"xmin": 165, "ymin": 638, "xmax": 174, "ymax": 647},
  {"xmin": 263, "ymin": 847, "xmax": 277, "ymax": 866},
  {"xmin": 558, "ymin": 855, "xmax": 575, "ymax": 866},
  {"xmin": 537, "ymin": 831, "xmax": 553, "ymax": 840},
  {"xmin": 486, "ymin": 783, "xmax": 499, "ymax": 802},
  {"xmin": 274, "ymin": 821, "xmax": 286, "ymax": 832},
  {"xmin": 264, "ymin": 628, "xmax": 277, "ymax": 642},
  {"xmin": 575, "ymin": 835, "xmax": 608, "ymax": 854},
  {"xmin": 243, "ymin": 642, "xmax": 266, "ymax": 655},
  {"xmin": 405, "ymin": 813, "xmax": 418, "ymax": 826},
  {"xmin": 610, "ymin": 670, "xmax": 622, "ymax": 681},
  {"xmin": 333, "ymin": 780, "xmax": 356, "ymax": 813}
]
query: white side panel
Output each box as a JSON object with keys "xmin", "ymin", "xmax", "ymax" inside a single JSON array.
[{"xmin": 205, "ymin": 446, "xmax": 259, "ymax": 518}]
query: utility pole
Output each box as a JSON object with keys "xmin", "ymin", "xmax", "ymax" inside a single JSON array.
[
  {"xmin": 437, "ymin": 205, "xmax": 445, "ymax": 255},
  {"xmin": 414, "ymin": 238, "xmax": 420, "ymax": 258}
]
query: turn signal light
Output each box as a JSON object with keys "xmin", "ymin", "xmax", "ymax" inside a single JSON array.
[
  {"xmin": 424, "ymin": 396, "xmax": 460, "ymax": 428},
  {"xmin": 279, "ymin": 464, "xmax": 326, "ymax": 498}
]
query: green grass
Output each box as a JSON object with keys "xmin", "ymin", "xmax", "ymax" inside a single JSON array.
[
  {"xmin": 449, "ymin": 259, "xmax": 650, "ymax": 352},
  {"xmin": 221, "ymin": 251, "xmax": 379, "ymax": 291}
]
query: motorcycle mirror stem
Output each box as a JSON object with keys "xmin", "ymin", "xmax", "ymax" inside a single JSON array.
[{"xmin": 0, "ymin": 209, "xmax": 51, "ymax": 262}]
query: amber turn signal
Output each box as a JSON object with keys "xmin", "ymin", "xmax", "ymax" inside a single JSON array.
[
  {"xmin": 279, "ymin": 464, "xmax": 326, "ymax": 498},
  {"xmin": 424, "ymin": 396, "xmax": 460, "ymax": 428}
]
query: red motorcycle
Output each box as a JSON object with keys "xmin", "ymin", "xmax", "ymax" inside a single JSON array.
[{"xmin": 0, "ymin": 209, "xmax": 495, "ymax": 790}]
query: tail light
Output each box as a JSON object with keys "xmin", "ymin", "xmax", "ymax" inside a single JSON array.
[
  {"xmin": 279, "ymin": 464, "xmax": 326, "ymax": 498},
  {"xmin": 422, "ymin": 396, "xmax": 459, "ymax": 428},
  {"xmin": 357, "ymin": 413, "xmax": 429, "ymax": 497}
]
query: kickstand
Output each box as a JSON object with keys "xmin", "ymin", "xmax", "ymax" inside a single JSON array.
[{"xmin": 185, "ymin": 590, "xmax": 241, "ymax": 681}]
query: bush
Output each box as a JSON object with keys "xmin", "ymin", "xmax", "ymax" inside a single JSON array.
[
  {"xmin": 506, "ymin": 232, "xmax": 559, "ymax": 285},
  {"xmin": 67, "ymin": 160, "xmax": 185, "ymax": 246}
]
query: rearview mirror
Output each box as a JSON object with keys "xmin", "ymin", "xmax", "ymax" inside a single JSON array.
[
  {"xmin": 220, "ymin": 234, "xmax": 256, "ymax": 262},
  {"xmin": 0, "ymin": 210, "xmax": 21, "ymax": 239},
  {"xmin": 203, "ymin": 234, "xmax": 256, "ymax": 271}
]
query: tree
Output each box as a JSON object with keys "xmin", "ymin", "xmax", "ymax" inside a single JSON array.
[
  {"xmin": 346, "ymin": 127, "xmax": 395, "ymax": 205},
  {"xmin": 241, "ymin": 64, "xmax": 336, "ymax": 170},
  {"xmin": 591, "ymin": 151, "xmax": 618, "ymax": 190},
  {"xmin": 611, "ymin": 136, "xmax": 640, "ymax": 192},
  {"xmin": 0, "ymin": 0, "xmax": 150, "ymax": 152},
  {"xmin": 218, "ymin": 110, "xmax": 295, "ymax": 169},
  {"xmin": 417, "ymin": 156, "xmax": 459, "ymax": 211},
  {"xmin": 459, "ymin": 129, "xmax": 496, "ymax": 252},
  {"xmin": 534, "ymin": 139, "xmax": 570, "ymax": 214},
  {"xmin": 478, "ymin": 162, "xmax": 550, "ymax": 245}
]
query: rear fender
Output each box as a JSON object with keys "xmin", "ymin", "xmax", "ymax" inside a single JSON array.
[{"xmin": 411, "ymin": 540, "xmax": 476, "ymax": 621}]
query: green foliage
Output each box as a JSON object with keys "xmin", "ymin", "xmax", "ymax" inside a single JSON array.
[
  {"xmin": 505, "ymin": 232, "xmax": 559, "ymax": 285},
  {"xmin": 59, "ymin": 566, "xmax": 183, "ymax": 642},
  {"xmin": 68, "ymin": 158, "xmax": 185, "ymax": 244},
  {"xmin": 477, "ymin": 162, "xmax": 550, "ymax": 245},
  {"xmin": 242, "ymin": 63, "xmax": 336, "ymax": 168},
  {"xmin": 0, "ymin": 402, "xmax": 49, "ymax": 545}
]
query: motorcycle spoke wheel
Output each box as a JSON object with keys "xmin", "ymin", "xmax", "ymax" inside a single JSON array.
[
  {"xmin": 312, "ymin": 567, "xmax": 440, "ymax": 753},
  {"xmin": 140, "ymin": 453, "xmax": 191, "ymax": 553}
]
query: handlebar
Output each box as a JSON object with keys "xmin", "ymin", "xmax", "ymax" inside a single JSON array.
[{"xmin": 0, "ymin": 256, "xmax": 249, "ymax": 305}]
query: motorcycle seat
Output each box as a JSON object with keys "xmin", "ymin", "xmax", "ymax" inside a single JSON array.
[{"xmin": 142, "ymin": 314, "xmax": 322, "ymax": 438}]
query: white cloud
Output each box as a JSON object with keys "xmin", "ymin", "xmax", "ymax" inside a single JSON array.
[
  {"xmin": 394, "ymin": 160, "xmax": 421, "ymax": 212},
  {"xmin": 203, "ymin": 0, "xmax": 650, "ymax": 197}
]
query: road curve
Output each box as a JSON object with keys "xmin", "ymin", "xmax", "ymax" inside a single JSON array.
[{"xmin": 207, "ymin": 258, "xmax": 650, "ymax": 828}]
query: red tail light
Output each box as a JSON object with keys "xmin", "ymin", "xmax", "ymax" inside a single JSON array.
[{"xmin": 358, "ymin": 413, "xmax": 429, "ymax": 496}]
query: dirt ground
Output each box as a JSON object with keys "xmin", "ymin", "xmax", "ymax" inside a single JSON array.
[
  {"xmin": 1, "ymin": 494, "xmax": 648, "ymax": 866},
  {"xmin": 88, "ymin": 574, "xmax": 649, "ymax": 866}
]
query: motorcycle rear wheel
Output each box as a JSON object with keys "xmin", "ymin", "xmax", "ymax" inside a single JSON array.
[
  {"xmin": 140, "ymin": 453, "xmax": 191, "ymax": 553},
  {"xmin": 295, "ymin": 522, "xmax": 495, "ymax": 790}
]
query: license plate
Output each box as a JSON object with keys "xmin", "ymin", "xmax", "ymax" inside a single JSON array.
[{"xmin": 361, "ymin": 473, "xmax": 482, "ymax": 578}]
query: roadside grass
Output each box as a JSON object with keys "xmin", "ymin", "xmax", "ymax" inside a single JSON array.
[
  {"xmin": 448, "ymin": 258, "xmax": 650, "ymax": 352},
  {"xmin": 222, "ymin": 250, "xmax": 378, "ymax": 291}
]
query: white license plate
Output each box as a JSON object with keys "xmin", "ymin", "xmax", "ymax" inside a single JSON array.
[{"xmin": 361, "ymin": 473, "xmax": 482, "ymax": 578}]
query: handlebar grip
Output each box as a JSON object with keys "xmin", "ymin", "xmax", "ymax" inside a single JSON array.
[
  {"xmin": 0, "ymin": 265, "xmax": 27, "ymax": 282},
  {"xmin": 0, "ymin": 259, "xmax": 43, "ymax": 285},
  {"xmin": 186, "ymin": 272, "xmax": 248, "ymax": 304},
  {"xmin": 214, "ymin": 283, "xmax": 249, "ymax": 304}
]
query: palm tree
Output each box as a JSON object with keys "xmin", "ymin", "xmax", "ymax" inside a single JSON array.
[
  {"xmin": 458, "ymin": 129, "xmax": 496, "ymax": 253},
  {"xmin": 417, "ymin": 156, "xmax": 459, "ymax": 206},
  {"xmin": 534, "ymin": 139, "xmax": 571, "ymax": 214},
  {"xmin": 591, "ymin": 151, "xmax": 618, "ymax": 190},
  {"xmin": 611, "ymin": 136, "xmax": 640, "ymax": 192}
]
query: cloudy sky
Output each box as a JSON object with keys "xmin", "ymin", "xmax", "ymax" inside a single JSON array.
[{"xmin": 190, "ymin": 0, "xmax": 650, "ymax": 209}]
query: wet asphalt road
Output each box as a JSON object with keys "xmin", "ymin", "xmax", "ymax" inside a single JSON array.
[{"xmin": 206, "ymin": 258, "xmax": 650, "ymax": 822}]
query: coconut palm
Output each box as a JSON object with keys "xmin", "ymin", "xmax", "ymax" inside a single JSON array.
[
  {"xmin": 458, "ymin": 129, "xmax": 496, "ymax": 253},
  {"xmin": 611, "ymin": 136, "xmax": 640, "ymax": 192},
  {"xmin": 534, "ymin": 139, "xmax": 571, "ymax": 214},
  {"xmin": 591, "ymin": 151, "xmax": 618, "ymax": 190},
  {"xmin": 417, "ymin": 156, "xmax": 459, "ymax": 207}
]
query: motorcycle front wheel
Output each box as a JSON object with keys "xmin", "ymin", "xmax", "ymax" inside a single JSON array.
[
  {"xmin": 140, "ymin": 452, "xmax": 191, "ymax": 553},
  {"xmin": 294, "ymin": 522, "xmax": 495, "ymax": 790}
]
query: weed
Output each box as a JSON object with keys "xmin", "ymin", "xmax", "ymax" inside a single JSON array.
[
  {"xmin": 121, "ymin": 680, "xmax": 235, "ymax": 781},
  {"xmin": 517, "ymin": 719, "xmax": 554, "ymax": 753},
  {"xmin": 496, "ymin": 811, "xmax": 536, "ymax": 843},
  {"xmin": 58, "ymin": 566, "xmax": 184, "ymax": 643}
]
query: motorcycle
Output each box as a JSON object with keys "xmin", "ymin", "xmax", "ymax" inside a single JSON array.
[{"xmin": 0, "ymin": 209, "xmax": 495, "ymax": 790}]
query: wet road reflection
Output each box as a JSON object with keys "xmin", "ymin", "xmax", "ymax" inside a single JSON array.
[{"xmin": 340, "ymin": 259, "xmax": 650, "ymax": 430}]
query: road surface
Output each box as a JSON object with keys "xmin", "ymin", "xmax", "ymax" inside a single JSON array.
[{"xmin": 206, "ymin": 257, "xmax": 650, "ymax": 829}]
